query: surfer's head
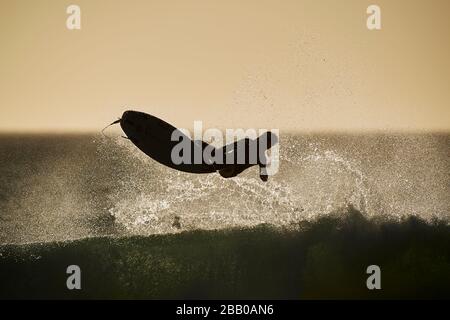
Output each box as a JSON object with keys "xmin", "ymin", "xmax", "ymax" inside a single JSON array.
[{"xmin": 257, "ymin": 131, "xmax": 278, "ymax": 150}]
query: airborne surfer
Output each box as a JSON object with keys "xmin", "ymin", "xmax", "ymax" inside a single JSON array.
[{"xmin": 103, "ymin": 110, "xmax": 278, "ymax": 181}]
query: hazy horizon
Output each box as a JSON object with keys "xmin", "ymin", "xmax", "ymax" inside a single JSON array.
[{"xmin": 1, "ymin": 127, "xmax": 450, "ymax": 135}]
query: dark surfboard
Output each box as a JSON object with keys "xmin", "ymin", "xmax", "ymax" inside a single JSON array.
[{"xmin": 119, "ymin": 110, "xmax": 217, "ymax": 173}]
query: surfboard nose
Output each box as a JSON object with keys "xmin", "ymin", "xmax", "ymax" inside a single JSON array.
[
  {"xmin": 121, "ymin": 110, "xmax": 145, "ymax": 123},
  {"xmin": 122, "ymin": 110, "xmax": 132, "ymax": 120},
  {"xmin": 121, "ymin": 110, "xmax": 138, "ymax": 127},
  {"xmin": 120, "ymin": 110, "xmax": 136, "ymax": 134},
  {"xmin": 120, "ymin": 110, "xmax": 146, "ymax": 141}
]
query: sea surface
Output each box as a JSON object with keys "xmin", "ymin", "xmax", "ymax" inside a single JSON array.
[{"xmin": 0, "ymin": 133, "xmax": 449, "ymax": 298}]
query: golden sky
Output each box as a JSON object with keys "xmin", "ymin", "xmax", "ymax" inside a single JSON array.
[{"xmin": 0, "ymin": 0, "xmax": 449, "ymax": 132}]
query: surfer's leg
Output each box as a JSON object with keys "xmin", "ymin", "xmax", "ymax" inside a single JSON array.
[{"xmin": 259, "ymin": 164, "xmax": 269, "ymax": 182}]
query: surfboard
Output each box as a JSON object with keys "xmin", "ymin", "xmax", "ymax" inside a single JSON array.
[{"xmin": 119, "ymin": 110, "xmax": 217, "ymax": 174}]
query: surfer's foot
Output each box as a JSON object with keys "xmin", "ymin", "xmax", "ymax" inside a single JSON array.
[{"xmin": 260, "ymin": 174, "xmax": 268, "ymax": 182}]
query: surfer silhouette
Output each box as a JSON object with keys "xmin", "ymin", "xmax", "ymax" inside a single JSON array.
[
  {"xmin": 214, "ymin": 133, "xmax": 277, "ymax": 181},
  {"xmin": 103, "ymin": 110, "xmax": 278, "ymax": 181}
]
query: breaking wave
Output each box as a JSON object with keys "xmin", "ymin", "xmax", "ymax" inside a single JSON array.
[{"xmin": 0, "ymin": 133, "xmax": 448, "ymax": 244}]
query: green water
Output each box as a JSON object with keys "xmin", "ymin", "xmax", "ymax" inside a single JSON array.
[{"xmin": 1, "ymin": 208, "xmax": 449, "ymax": 299}]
